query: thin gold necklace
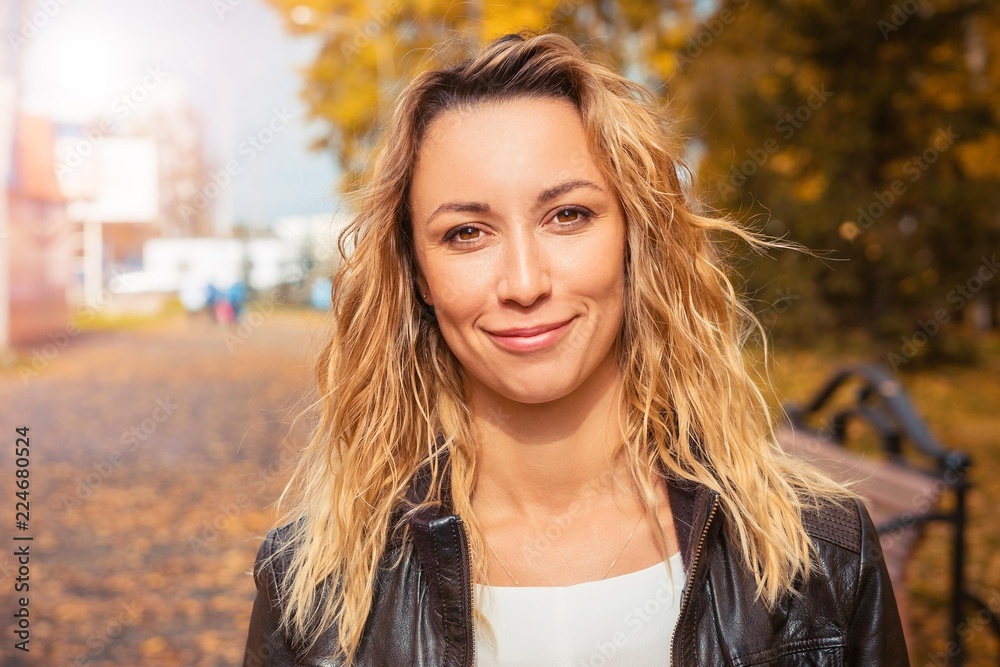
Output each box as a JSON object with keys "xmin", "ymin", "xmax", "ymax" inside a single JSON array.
[{"xmin": 483, "ymin": 507, "xmax": 646, "ymax": 587}]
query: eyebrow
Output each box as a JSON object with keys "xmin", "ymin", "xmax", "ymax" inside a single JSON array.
[{"xmin": 423, "ymin": 179, "xmax": 605, "ymax": 227}]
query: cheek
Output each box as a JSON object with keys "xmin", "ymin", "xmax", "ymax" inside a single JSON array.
[
  {"xmin": 558, "ymin": 227, "xmax": 626, "ymax": 299},
  {"xmin": 427, "ymin": 259, "xmax": 492, "ymax": 324},
  {"xmin": 589, "ymin": 264, "xmax": 626, "ymax": 342},
  {"xmin": 546, "ymin": 232, "xmax": 625, "ymax": 352}
]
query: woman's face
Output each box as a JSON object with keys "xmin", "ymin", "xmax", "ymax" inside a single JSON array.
[{"xmin": 410, "ymin": 96, "xmax": 627, "ymax": 405}]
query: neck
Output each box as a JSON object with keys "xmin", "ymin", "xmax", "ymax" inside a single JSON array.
[{"xmin": 467, "ymin": 349, "xmax": 631, "ymax": 522}]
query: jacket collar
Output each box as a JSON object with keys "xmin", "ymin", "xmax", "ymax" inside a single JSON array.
[
  {"xmin": 649, "ymin": 469, "xmax": 722, "ymax": 576},
  {"xmin": 390, "ymin": 438, "xmax": 720, "ymax": 667}
]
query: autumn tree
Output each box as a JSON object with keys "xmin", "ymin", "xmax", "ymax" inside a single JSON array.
[
  {"xmin": 672, "ymin": 0, "xmax": 1000, "ymax": 364},
  {"xmin": 268, "ymin": 0, "xmax": 1000, "ymax": 364},
  {"xmin": 265, "ymin": 0, "xmax": 703, "ymax": 191}
]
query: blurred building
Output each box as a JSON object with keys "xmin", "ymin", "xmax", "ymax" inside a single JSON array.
[
  {"xmin": 119, "ymin": 212, "xmax": 347, "ymax": 304},
  {"xmin": 272, "ymin": 211, "xmax": 351, "ymax": 278},
  {"xmin": 54, "ymin": 81, "xmax": 211, "ymax": 305},
  {"xmin": 5, "ymin": 111, "xmax": 72, "ymax": 345},
  {"xmin": 0, "ymin": 1, "xmax": 21, "ymax": 349},
  {"xmin": 56, "ymin": 130, "xmax": 160, "ymax": 304},
  {"xmin": 139, "ymin": 236, "xmax": 299, "ymax": 294},
  {"xmin": 126, "ymin": 86, "xmax": 212, "ymax": 238}
]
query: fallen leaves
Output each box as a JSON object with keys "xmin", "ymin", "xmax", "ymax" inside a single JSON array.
[{"xmin": 0, "ymin": 309, "xmax": 320, "ymax": 665}]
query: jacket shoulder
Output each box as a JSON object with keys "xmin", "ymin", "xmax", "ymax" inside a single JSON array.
[
  {"xmin": 799, "ymin": 494, "xmax": 867, "ymax": 554},
  {"xmin": 252, "ymin": 518, "xmax": 304, "ymax": 591},
  {"xmin": 243, "ymin": 519, "xmax": 307, "ymax": 667}
]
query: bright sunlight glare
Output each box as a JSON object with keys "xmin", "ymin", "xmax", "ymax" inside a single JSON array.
[{"xmin": 21, "ymin": 14, "xmax": 140, "ymax": 122}]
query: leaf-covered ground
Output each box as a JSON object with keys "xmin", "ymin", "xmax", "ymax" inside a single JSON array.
[
  {"xmin": 0, "ymin": 307, "xmax": 328, "ymax": 666},
  {"xmin": 0, "ymin": 307, "xmax": 995, "ymax": 665}
]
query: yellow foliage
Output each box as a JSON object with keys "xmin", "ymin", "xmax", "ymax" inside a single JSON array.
[
  {"xmin": 839, "ymin": 221, "xmax": 860, "ymax": 241},
  {"xmin": 481, "ymin": 2, "xmax": 555, "ymax": 40},
  {"xmin": 755, "ymin": 74, "xmax": 781, "ymax": 100},
  {"xmin": 956, "ymin": 132, "xmax": 1000, "ymax": 180},
  {"xmin": 769, "ymin": 152, "xmax": 798, "ymax": 176},
  {"xmin": 650, "ymin": 51, "xmax": 680, "ymax": 80},
  {"xmin": 791, "ymin": 172, "xmax": 827, "ymax": 202}
]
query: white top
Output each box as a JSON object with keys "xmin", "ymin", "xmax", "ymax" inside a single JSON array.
[{"xmin": 474, "ymin": 551, "xmax": 686, "ymax": 667}]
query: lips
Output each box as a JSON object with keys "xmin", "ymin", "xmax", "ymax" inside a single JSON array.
[
  {"xmin": 486, "ymin": 318, "xmax": 575, "ymax": 337},
  {"xmin": 484, "ymin": 316, "xmax": 576, "ymax": 352}
]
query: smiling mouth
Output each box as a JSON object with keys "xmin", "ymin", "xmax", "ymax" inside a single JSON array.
[
  {"xmin": 484, "ymin": 316, "xmax": 576, "ymax": 352},
  {"xmin": 486, "ymin": 318, "xmax": 575, "ymax": 337}
]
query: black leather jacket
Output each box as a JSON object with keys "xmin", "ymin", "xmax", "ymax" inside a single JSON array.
[{"xmin": 243, "ymin": 454, "xmax": 910, "ymax": 666}]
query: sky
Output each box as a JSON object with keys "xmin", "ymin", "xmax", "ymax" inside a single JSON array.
[{"xmin": 16, "ymin": 0, "xmax": 341, "ymax": 230}]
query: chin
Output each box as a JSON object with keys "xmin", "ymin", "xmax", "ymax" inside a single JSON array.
[{"xmin": 488, "ymin": 374, "xmax": 581, "ymax": 406}]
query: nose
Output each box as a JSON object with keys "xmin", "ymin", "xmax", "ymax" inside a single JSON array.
[{"xmin": 495, "ymin": 225, "xmax": 551, "ymax": 307}]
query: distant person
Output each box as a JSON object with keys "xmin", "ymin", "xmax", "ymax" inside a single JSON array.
[
  {"xmin": 228, "ymin": 281, "xmax": 248, "ymax": 322},
  {"xmin": 242, "ymin": 32, "xmax": 908, "ymax": 667},
  {"xmin": 206, "ymin": 283, "xmax": 220, "ymax": 322},
  {"xmin": 210, "ymin": 283, "xmax": 235, "ymax": 324}
]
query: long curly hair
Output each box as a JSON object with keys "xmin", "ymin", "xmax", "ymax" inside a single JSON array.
[{"xmin": 263, "ymin": 29, "xmax": 851, "ymax": 665}]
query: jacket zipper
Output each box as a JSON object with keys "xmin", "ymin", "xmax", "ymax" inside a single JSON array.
[
  {"xmin": 456, "ymin": 515, "xmax": 476, "ymax": 667},
  {"xmin": 669, "ymin": 492, "xmax": 719, "ymax": 666}
]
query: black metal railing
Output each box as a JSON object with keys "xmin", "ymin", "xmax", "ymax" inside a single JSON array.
[{"xmin": 782, "ymin": 363, "xmax": 996, "ymax": 666}]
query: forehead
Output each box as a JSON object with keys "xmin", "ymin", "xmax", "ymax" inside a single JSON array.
[{"xmin": 410, "ymin": 97, "xmax": 605, "ymax": 213}]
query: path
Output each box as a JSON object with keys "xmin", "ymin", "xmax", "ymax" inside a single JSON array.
[{"xmin": 0, "ymin": 306, "xmax": 329, "ymax": 666}]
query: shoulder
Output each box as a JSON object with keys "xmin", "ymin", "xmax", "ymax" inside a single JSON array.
[
  {"xmin": 799, "ymin": 494, "xmax": 870, "ymax": 556},
  {"xmin": 251, "ymin": 518, "xmax": 304, "ymax": 591},
  {"xmin": 798, "ymin": 494, "xmax": 892, "ymax": 613},
  {"xmin": 798, "ymin": 497, "xmax": 909, "ymax": 662},
  {"xmin": 243, "ymin": 520, "xmax": 310, "ymax": 666}
]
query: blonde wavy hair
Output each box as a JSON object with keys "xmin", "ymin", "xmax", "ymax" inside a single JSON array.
[{"xmin": 263, "ymin": 29, "xmax": 852, "ymax": 664}]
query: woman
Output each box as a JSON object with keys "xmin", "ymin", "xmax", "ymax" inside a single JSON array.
[{"xmin": 242, "ymin": 31, "xmax": 908, "ymax": 666}]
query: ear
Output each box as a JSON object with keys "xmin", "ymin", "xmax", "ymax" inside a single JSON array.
[{"xmin": 414, "ymin": 269, "xmax": 431, "ymax": 305}]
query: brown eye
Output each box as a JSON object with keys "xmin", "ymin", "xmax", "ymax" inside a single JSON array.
[
  {"xmin": 444, "ymin": 225, "xmax": 482, "ymax": 244},
  {"xmin": 552, "ymin": 207, "xmax": 592, "ymax": 226}
]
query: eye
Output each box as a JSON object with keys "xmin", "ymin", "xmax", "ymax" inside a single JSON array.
[
  {"xmin": 552, "ymin": 206, "xmax": 593, "ymax": 226},
  {"xmin": 443, "ymin": 225, "xmax": 482, "ymax": 244}
]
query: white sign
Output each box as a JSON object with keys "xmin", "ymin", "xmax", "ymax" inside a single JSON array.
[{"xmin": 91, "ymin": 138, "xmax": 159, "ymax": 223}]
